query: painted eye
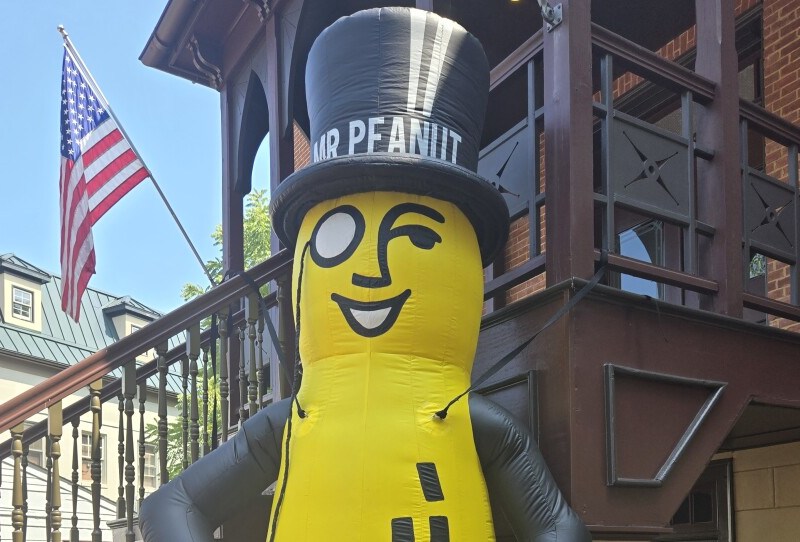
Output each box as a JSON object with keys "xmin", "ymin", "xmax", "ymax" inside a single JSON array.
[
  {"xmin": 310, "ymin": 205, "xmax": 365, "ymax": 267},
  {"xmin": 389, "ymin": 225, "xmax": 442, "ymax": 250}
]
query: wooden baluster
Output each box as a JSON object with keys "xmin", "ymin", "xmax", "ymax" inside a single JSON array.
[
  {"xmin": 116, "ymin": 394, "xmax": 125, "ymax": 518},
  {"xmin": 70, "ymin": 420, "xmax": 79, "ymax": 542},
  {"xmin": 181, "ymin": 355, "xmax": 189, "ymax": 471},
  {"xmin": 257, "ymin": 312, "xmax": 266, "ymax": 406},
  {"xmin": 11, "ymin": 424, "xmax": 24, "ymax": 542},
  {"xmin": 218, "ymin": 309, "xmax": 230, "ymax": 443},
  {"xmin": 122, "ymin": 361, "xmax": 136, "ymax": 542},
  {"xmin": 48, "ymin": 402, "xmax": 63, "ymax": 542},
  {"xmin": 187, "ymin": 324, "xmax": 201, "ymax": 464},
  {"xmin": 238, "ymin": 324, "xmax": 247, "ymax": 425},
  {"xmin": 22, "ymin": 443, "xmax": 29, "ymax": 542},
  {"xmin": 246, "ymin": 294, "xmax": 259, "ymax": 414},
  {"xmin": 138, "ymin": 382, "xmax": 146, "ymax": 511},
  {"xmin": 89, "ymin": 380, "xmax": 102, "ymax": 542},
  {"xmin": 155, "ymin": 342, "xmax": 169, "ymax": 485},
  {"xmin": 201, "ymin": 344, "xmax": 210, "ymax": 456}
]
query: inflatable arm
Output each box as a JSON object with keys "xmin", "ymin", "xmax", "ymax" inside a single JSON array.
[
  {"xmin": 139, "ymin": 398, "xmax": 290, "ymax": 542},
  {"xmin": 470, "ymin": 394, "xmax": 592, "ymax": 542}
]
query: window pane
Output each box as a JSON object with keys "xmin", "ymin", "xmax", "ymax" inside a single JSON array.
[
  {"xmin": 12, "ymin": 287, "xmax": 33, "ymax": 321},
  {"xmin": 81, "ymin": 432, "xmax": 105, "ymax": 484}
]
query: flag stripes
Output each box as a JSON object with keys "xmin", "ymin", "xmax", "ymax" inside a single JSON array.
[{"xmin": 59, "ymin": 46, "xmax": 149, "ymax": 321}]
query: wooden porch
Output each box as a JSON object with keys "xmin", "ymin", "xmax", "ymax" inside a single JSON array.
[{"xmin": 2, "ymin": 0, "xmax": 800, "ymax": 540}]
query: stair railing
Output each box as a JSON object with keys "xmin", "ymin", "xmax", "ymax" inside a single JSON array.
[{"xmin": 0, "ymin": 249, "xmax": 292, "ymax": 542}]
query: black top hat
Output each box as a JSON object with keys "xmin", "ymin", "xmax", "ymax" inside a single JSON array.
[{"xmin": 271, "ymin": 7, "xmax": 509, "ymax": 266}]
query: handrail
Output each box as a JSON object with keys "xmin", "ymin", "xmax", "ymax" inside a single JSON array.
[
  {"xmin": 591, "ymin": 23, "xmax": 716, "ymax": 104},
  {"xmin": 0, "ymin": 296, "xmax": 278, "ymax": 462},
  {"xmin": 0, "ymin": 249, "xmax": 293, "ymax": 434},
  {"xmin": 740, "ymin": 99, "xmax": 800, "ymax": 147},
  {"xmin": 490, "ymin": 30, "xmax": 544, "ymax": 91}
]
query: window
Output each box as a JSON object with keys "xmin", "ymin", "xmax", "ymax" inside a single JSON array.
[
  {"xmin": 81, "ymin": 432, "xmax": 106, "ymax": 484},
  {"xmin": 23, "ymin": 422, "xmax": 45, "ymax": 467},
  {"xmin": 12, "ymin": 287, "xmax": 33, "ymax": 322},
  {"xmin": 130, "ymin": 324, "xmax": 141, "ymax": 334},
  {"xmin": 143, "ymin": 443, "xmax": 158, "ymax": 489},
  {"xmin": 658, "ymin": 460, "xmax": 732, "ymax": 542},
  {"xmin": 618, "ymin": 220, "xmax": 665, "ymax": 299}
]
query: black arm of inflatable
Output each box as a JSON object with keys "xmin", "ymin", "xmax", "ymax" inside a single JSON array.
[
  {"xmin": 139, "ymin": 398, "xmax": 291, "ymax": 542},
  {"xmin": 470, "ymin": 394, "xmax": 591, "ymax": 542}
]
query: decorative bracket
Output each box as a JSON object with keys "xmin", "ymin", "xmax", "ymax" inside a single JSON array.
[
  {"xmin": 604, "ymin": 364, "xmax": 726, "ymax": 488},
  {"xmin": 540, "ymin": 1, "xmax": 563, "ymax": 32},
  {"xmin": 244, "ymin": 0, "xmax": 272, "ymax": 23},
  {"xmin": 187, "ymin": 36, "xmax": 223, "ymax": 90}
]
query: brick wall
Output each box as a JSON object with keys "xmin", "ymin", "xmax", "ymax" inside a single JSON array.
[
  {"xmin": 293, "ymin": 122, "xmax": 311, "ymax": 171},
  {"xmin": 729, "ymin": 441, "xmax": 800, "ymax": 541},
  {"xmin": 761, "ymin": 0, "xmax": 800, "ymax": 332}
]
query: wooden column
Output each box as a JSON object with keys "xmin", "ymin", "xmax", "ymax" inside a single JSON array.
[
  {"xmin": 11, "ymin": 424, "xmax": 24, "ymax": 542},
  {"xmin": 155, "ymin": 343, "xmax": 169, "ymax": 485},
  {"xmin": 89, "ymin": 381, "xmax": 102, "ymax": 542},
  {"xmin": 221, "ymin": 67, "xmax": 245, "ymax": 427},
  {"xmin": 187, "ymin": 324, "xmax": 201, "ymax": 463},
  {"xmin": 543, "ymin": 0, "xmax": 595, "ymax": 284},
  {"xmin": 122, "ymin": 361, "xmax": 136, "ymax": 542},
  {"xmin": 266, "ymin": 10, "xmax": 296, "ymax": 400},
  {"xmin": 695, "ymin": 0, "xmax": 743, "ymax": 316},
  {"xmin": 48, "ymin": 402, "xmax": 63, "ymax": 542}
]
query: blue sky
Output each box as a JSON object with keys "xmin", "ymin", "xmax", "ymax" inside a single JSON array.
[{"xmin": 0, "ymin": 3, "xmax": 270, "ymax": 315}]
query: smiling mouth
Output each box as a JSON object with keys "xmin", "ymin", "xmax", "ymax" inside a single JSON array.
[{"xmin": 330, "ymin": 289, "xmax": 412, "ymax": 337}]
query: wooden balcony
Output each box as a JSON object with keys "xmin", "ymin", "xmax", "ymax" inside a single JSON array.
[{"xmin": 3, "ymin": 1, "xmax": 800, "ymax": 540}]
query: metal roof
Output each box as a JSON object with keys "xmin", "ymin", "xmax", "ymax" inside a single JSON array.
[{"xmin": 0, "ymin": 254, "xmax": 185, "ymax": 391}]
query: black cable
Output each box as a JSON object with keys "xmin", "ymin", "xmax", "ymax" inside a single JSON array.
[
  {"xmin": 435, "ymin": 252, "xmax": 608, "ymax": 420},
  {"xmin": 238, "ymin": 244, "xmax": 309, "ymax": 417},
  {"xmin": 266, "ymin": 241, "xmax": 310, "ymax": 542}
]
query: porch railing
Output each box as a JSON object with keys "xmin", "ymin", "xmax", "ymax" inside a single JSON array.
[{"xmin": 0, "ymin": 249, "xmax": 292, "ymax": 542}]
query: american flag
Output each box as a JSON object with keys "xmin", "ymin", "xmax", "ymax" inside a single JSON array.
[{"xmin": 59, "ymin": 46, "xmax": 149, "ymax": 321}]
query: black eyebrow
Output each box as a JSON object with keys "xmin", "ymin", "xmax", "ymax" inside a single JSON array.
[
  {"xmin": 350, "ymin": 202, "xmax": 446, "ymax": 289},
  {"xmin": 382, "ymin": 203, "xmax": 445, "ymax": 229}
]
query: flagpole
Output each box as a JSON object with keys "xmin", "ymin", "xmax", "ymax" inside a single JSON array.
[{"xmin": 57, "ymin": 25, "xmax": 217, "ymax": 288}]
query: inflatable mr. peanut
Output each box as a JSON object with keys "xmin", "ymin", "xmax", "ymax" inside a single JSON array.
[{"xmin": 141, "ymin": 7, "xmax": 591, "ymax": 542}]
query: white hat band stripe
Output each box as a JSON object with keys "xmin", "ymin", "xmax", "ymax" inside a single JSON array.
[
  {"xmin": 422, "ymin": 18, "xmax": 453, "ymax": 118},
  {"xmin": 407, "ymin": 10, "xmax": 427, "ymax": 114}
]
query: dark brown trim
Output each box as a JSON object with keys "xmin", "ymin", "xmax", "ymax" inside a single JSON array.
[
  {"xmin": 694, "ymin": 0, "xmax": 744, "ymax": 317},
  {"xmin": 588, "ymin": 524, "xmax": 673, "ymax": 540},
  {"xmin": 544, "ymin": 0, "xmax": 596, "ymax": 284},
  {"xmin": 742, "ymin": 292, "xmax": 800, "ymax": 321},
  {"xmin": 600, "ymin": 252, "xmax": 719, "ymax": 295},
  {"xmin": 483, "ymin": 254, "xmax": 546, "ymax": 300},
  {"xmin": 591, "ymin": 23, "xmax": 716, "ymax": 104},
  {"xmin": 490, "ymin": 31, "xmax": 543, "ymax": 91},
  {"xmin": 739, "ymin": 99, "xmax": 800, "ymax": 148}
]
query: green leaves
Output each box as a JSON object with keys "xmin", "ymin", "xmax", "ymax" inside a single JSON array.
[{"xmin": 182, "ymin": 189, "xmax": 271, "ymax": 301}]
